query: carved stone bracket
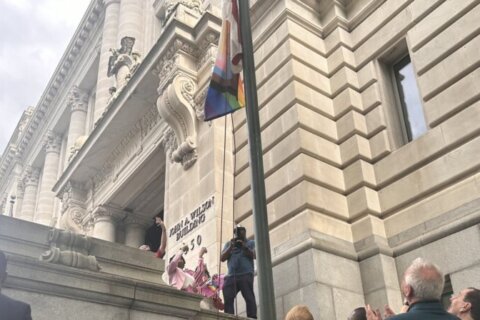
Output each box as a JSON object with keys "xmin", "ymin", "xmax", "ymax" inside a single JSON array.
[
  {"xmin": 67, "ymin": 85, "xmax": 89, "ymax": 113},
  {"xmin": 59, "ymin": 181, "xmax": 88, "ymax": 234},
  {"xmin": 157, "ymin": 75, "xmax": 198, "ymax": 169},
  {"xmin": 40, "ymin": 229, "xmax": 100, "ymax": 271}
]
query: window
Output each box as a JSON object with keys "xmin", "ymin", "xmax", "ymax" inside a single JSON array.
[{"xmin": 392, "ymin": 55, "xmax": 427, "ymax": 142}]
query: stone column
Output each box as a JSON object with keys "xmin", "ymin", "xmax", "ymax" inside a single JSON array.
[
  {"xmin": 117, "ymin": 0, "xmax": 144, "ymax": 54},
  {"xmin": 20, "ymin": 167, "xmax": 41, "ymax": 221},
  {"xmin": 66, "ymin": 86, "xmax": 89, "ymax": 161},
  {"xmin": 92, "ymin": 205, "xmax": 125, "ymax": 242},
  {"xmin": 123, "ymin": 214, "xmax": 150, "ymax": 248},
  {"xmin": 35, "ymin": 131, "xmax": 62, "ymax": 226},
  {"xmin": 94, "ymin": 0, "xmax": 121, "ymax": 123}
]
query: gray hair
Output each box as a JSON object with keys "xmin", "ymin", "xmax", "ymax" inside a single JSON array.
[{"xmin": 404, "ymin": 258, "xmax": 444, "ymax": 300}]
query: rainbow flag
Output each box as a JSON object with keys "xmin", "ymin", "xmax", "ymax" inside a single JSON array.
[{"xmin": 204, "ymin": 0, "xmax": 245, "ymax": 121}]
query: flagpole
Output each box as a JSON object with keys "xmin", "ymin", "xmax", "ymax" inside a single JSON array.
[{"xmin": 238, "ymin": 1, "xmax": 277, "ymax": 319}]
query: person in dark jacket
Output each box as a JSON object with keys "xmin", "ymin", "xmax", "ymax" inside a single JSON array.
[
  {"xmin": 139, "ymin": 212, "xmax": 166, "ymax": 258},
  {"xmin": 0, "ymin": 250, "xmax": 32, "ymax": 320},
  {"xmin": 366, "ymin": 258, "xmax": 459, "ymax": 320}
]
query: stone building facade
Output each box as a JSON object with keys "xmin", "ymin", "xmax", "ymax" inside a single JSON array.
[{"xmin": 0, "ymin": 0, "xmax": 479, "ymax": 319}]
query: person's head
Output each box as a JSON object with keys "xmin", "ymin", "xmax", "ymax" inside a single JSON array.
[
  {"xmin": 449, "ymin": 287, "xmax": 480, "ymax": 320},
  {"xmin": 0, "ymin": 250, "xmax": 7, "ymax": 289},
  {"xmin": 348, "ymin": 307, "xmax": 366, "ymax": 320},
  {"xmin": 401, "ymin": 258, "xmax": 444, "ymax": 304},
  {"xmin": 170, "ymin": 254, "xmax": 185, "ymax": 269},
  {"xmin": 285, "ymin": 305, "xmax": 314, "ymax": 320},
  {"xmin": 154, "ymin": 211, "xmax": 163, "ymax": 226},
  {"xmin": 234, "ymin": 226, "xmax": 246, "ymax": 240}
]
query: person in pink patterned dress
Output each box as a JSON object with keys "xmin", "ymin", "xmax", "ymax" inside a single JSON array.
[{"xmin": 164, "ymin": 246, "xmax": 224, "ymax": 310}]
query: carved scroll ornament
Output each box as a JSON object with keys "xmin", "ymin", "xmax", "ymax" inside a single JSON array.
[
  {"xmin": 157, "ymin": 75, "xmax": 198, "ymax": 169},
  {"xmin": 40, "ymin": 229, "xmax": 100, "ymax": 271}
]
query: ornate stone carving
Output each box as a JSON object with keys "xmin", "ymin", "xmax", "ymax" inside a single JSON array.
[
  {"xmin": 43, "ymin": 130, "xmax": 62, "ymax": 154},
  {"xmin": 193, "ymin": 86, "xmax": 208, "ymax": 121},
  {"xmin": 156, "ymin": 39, "xmax": 199, "ymax": 95},
  {"xmin": 157, "ymin": 75, "xmax": 198, "ymax": 169},
  {"xmin": 22, "ymin": 166, "xmax": 41, "ymax": 186},
  {"xmin": 40, "ymin": 229, "xmax": 100, "ymax": 271},
  {"xmin": 59, "ymin": 181, "xmax": 88, "ymax": 234},
  {"xmin": 161, "ymin": 127, "xmax": 178, "ymax": 163},
  {"xmin": 107, "ymin": 36, "xmax": 142, "ymax": 92},
  {"xmin": 67, "ymin": 86, "xmax": 89, "ymax": 113},
  {"xmin": 157, "ymin": 0, "xmax": 204, "ymax": 26}
]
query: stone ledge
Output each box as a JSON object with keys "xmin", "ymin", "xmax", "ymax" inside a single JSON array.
[{"xmin": 0, "ymin": 216, "xmax": 164, "ymax": 284}]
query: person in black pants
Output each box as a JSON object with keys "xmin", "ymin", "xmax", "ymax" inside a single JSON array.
[{"xmin": 220, "ymin": 226, "xmax": 257, "ymax": 318}]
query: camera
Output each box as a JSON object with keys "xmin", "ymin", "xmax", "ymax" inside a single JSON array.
[
  {"xmin": 234, "ymin": 238, "xmax": 243, "ymax": 248},
  {"xmin": 233, "ymin": 226, "xmax": 246, "ymax": 248}
]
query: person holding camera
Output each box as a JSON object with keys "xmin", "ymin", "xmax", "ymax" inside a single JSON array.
[{"xmin": 220, "ymin": 226, "xmax": 257, "ymax": 318}]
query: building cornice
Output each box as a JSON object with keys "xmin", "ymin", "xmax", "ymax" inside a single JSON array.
[{"xmin": 0, "ymin": 0, "xmax": 104, "ymax": 184}]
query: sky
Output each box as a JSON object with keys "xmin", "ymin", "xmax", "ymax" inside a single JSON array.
[{"xmin": 0, "ymin": 0, "xmax": 92, "ymax": 154}]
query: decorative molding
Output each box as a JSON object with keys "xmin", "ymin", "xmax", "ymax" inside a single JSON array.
[
  {"xmin": 157, "ymin": 74, "xmax": 198, "ymax": 170},
  {"xmin": 43, "ymin": 131, "xmax": 63, "ymax": 154},
  {"xmin": 5, "ymin": 1, "xmax": 102, "ymax": 164},
  {"xmin": 40, "ymin": 229, "xmax": 100, "ymax": 271},
  {"xmin": 67, "ymin": 86, "xmax": 89, "ymax": 113}
]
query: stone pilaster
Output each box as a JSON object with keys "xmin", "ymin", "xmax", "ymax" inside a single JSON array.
[
  {"xmin": 94, "ymin": 0, "xmax": 121, "ymax": 123},
  {"xmin": 92, "ymin": 205, "xmax": 125, "ymax": 242},
  {"xmin": 66, "ymin": 86, "xmax": 89, "ymax": 162},
  {"xmin": 123, "ymin": 214, "xmax": 151, "ymax": 248},
  {"xmin": 35, "ymin": 131, "xmax": 62, "ymax": 226},
  {"xmin": 20, "ymin": 166, "xmax": 41, "ymax": 221}
]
